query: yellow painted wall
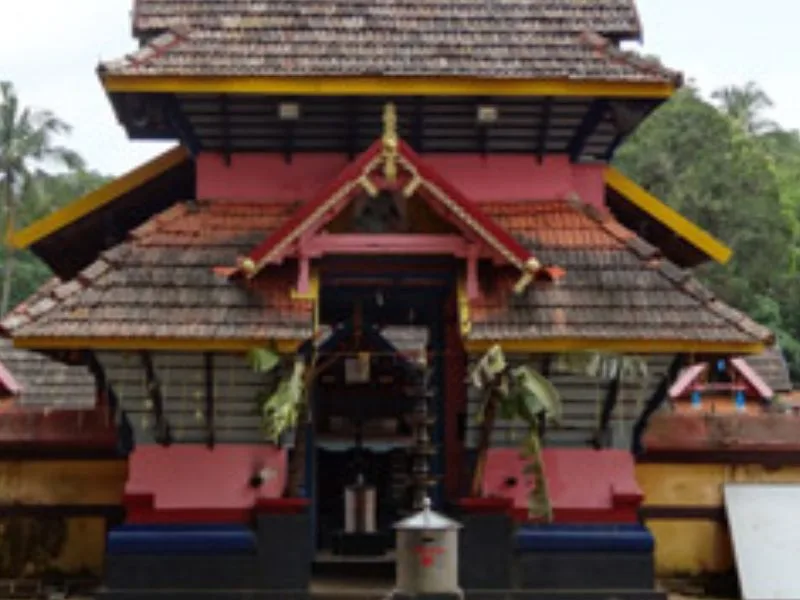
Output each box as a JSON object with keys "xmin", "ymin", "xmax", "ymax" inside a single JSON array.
[
  {"xmin": 0, "ymin": 460, "xmax": 127, "ymax": 580},
  {"xmin": 0, "ymin": 516, "xmax": 108, "ymax": 578},
  {"xmin": 636, "ymin": 462, "xmax": 800, "ymax": 576},
  {"xmin": 648, "ymin": 520, "xmax": 734, "ymax": 575},
  {"xmin": 0, "ymin": 460, "xmax": 127, "ymax": 505}
]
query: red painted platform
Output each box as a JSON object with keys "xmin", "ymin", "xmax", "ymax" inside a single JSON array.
[
  {"xmin": 481, "ymin": 448, "xmax": 643, "ymax": 524},
  {"xmin": 125, "ymin": 445, "xmax": 292, "ymax": 524}
]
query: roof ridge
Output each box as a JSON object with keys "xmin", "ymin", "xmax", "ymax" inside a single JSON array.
[
  {"xmin": 578, "ymin": 30, "xmax": 683, "ymax": 86},
  {"xmin": 101, "ymin": 26, "xmax": 192, "ymax": 71},
  {"xmin": 568, "ymin": 194, "xmax": 772, "ymax": 346}
]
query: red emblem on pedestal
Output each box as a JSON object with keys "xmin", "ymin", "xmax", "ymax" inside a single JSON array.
[{"xmin": 414, "ymin": 545, "xmax": 445, "ymax": 568}]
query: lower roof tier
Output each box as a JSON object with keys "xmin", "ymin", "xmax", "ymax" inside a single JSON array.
[{"xmin": 1, "ymin": 196, "xmax": 771, "ymax": 355}]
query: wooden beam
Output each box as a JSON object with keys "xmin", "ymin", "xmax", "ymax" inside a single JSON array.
[
  {"xmin": 84, "ymin": 350, "xmax": 134, "ymax": 455},
  {"xmin": 567, "ymin": 100, "xmax": 609, "ymax": 162},
  {"xmin": 605, "ymin": 167, "xmax": 733, "ymax": 265},
  {"xmin": 536, "ymin": 97, "xmax": 552, "ymax": 163},
  {"xmin": 166, "ymin": 97, "xmax": 201, "ymax": 157},
  {"xmin": 631, "ymin": 354, "xmax": 686, "ymax": 455},
  {"xmin": 101, "ymin": 75, "xmax": 678, "ymax": 99},
  {"xmin": 221, "ymin": 94, "xmax": 232, "ymax": 166},
  {"xmin": 465, "ymin": 339, "xmax": 766, "ymax": 355},
  {"xmin": 9, "ymin": 146, "xmax": 188, "ymax": 250},
  {"xmin": 302, "ymin": 233, "xmax": 476, "ymax": 258},
  {"xmin": 413, "ymin": 96, "xmax": 424, "ymax": 152},
  {"xmin": 346, "ymin": 97, "xmax": 360, "ymax": 159},
  {"xmin": 139, "ymin": 351, "xmax": 172, "ymax": 446},
  {"xmin": 590, "ymin": 371, "xmax": 622, "ymax": 449},
  {"xmin": 604, "ymin": 133, "xmax": 625, "ymax": 161},
  {"xmin": 14, "ymin": 336, "xmax": 303, "ymax": 353},
  {"xmin": 282, "ymin": 103, "xmax": 296, "ymax": 165},
  {"xmin": 204, "ymin": 352, "xmax": 215, "ymax": 448}
]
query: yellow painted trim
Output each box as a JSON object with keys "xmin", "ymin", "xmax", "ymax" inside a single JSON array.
[
  {"xmin": 9, "ymin": 146, "xmax": 190, "ymax": 250},
  {"xmin": 464, "ymin": 339, "xmax": 765, "ymax": 355},
  {"xmin": 101, "ymin": 75, "xmax": 676, "ymax": 99},
  {"xmin": 13, "ymin": 336, "xmax": 302, "ymax": 354},
  {"xmin": 456, "ymin": 279, "xmax": 472, "ymax": 337},
  {"xmin": 605, "ymin": 167, "xmax": 732, "ymax": 265},
  {"xmin": 290, "ymin": 268, "xmax": 320, "ymax": 302}
]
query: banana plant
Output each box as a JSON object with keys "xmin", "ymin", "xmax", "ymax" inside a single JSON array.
[
  {"xmin": 248, "ymin": 349, "xmax": 307, "ymax": 443},
  {"xmin": 469, "ymin": 345, "xmax": 562, "ymax": 521},
  {"xmin": 247, "ymin": 346, "xmax": 313, "ymax": 497}
]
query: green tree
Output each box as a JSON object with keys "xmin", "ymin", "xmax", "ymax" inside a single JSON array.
[
  {"xmin": 0, "ymin": 81, "xmax": 84, "ymax": 314},
  {"xmin": 712, "ymin": 81, "xmax": 777, "ymax": 135},
  {"xmin": 615, "ymin": 83, "xmax": 800, "ymax": 379}
]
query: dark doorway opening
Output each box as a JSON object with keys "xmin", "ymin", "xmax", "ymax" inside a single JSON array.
[{"xmin": 309, "ymin": 257, "xmax": 455, "ymax": 571}]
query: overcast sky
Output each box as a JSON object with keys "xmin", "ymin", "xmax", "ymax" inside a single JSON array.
[{"xmin": 1, "ymin": 0, "xmax": 798, "ymax": 176}]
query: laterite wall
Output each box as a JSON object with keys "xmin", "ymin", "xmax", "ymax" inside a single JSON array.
[
  {"xmin": 0, "ymin": 459, "xmax": 127, "ymax": 580},
  {"xmin": 637, "ymin": 460, "xmax": 800, "ymax": 576}
]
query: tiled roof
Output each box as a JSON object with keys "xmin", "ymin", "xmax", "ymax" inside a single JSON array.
[
  {"xmin": 0, "ymin": 339, "xmax": 95, "ymax": 408},
  {"xmin": 3, "ymin": 197, "xmax": 771, "ymax": 350},
  {"xmin": 102, "ymin": 1, "xmax": 678, "ymax": 82},
  {"xmin": 743, "ymin": 346, "xmax": 793, "ymax": 393},
  {"xmin": 470, "ymin": 199, "xmax": 773, "ymax": 346},
  {"xmin": 133, "ymin": 0, "xmax": 644, "ymax": 40},
  {"xmin": 2, "ymin": 201, "xmax": 314, "ymax": 343}
]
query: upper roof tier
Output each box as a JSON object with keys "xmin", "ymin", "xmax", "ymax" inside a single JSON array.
[
  {"xmin": 105, "ymin": 0, "xmax": 674, "ymax": 83},
  {"xmin": 132, "ymin": 0, "xmax": 645, "ymax": 43},
  {"xmin": 101, "ymin": 1, "xmax": 680, "ymax": 158}
]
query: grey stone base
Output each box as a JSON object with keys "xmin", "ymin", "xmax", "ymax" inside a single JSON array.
[
  {"xmin": 515, "ymin": 552, "xmax": 655, "ymax": 590},
  {"xmin": 464, "ymin": 592, "xmax": 666, "ymax": 600},
  {"xmin": 97, "ymin": 592, "xmax": 308, "ymax": 600},
  {"xmin": 391, "ymin": 592, "xmax": 463, "ymax": 600}
]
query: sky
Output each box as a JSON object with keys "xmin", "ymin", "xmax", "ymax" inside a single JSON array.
[{"xmin": 1, "ymin": 0, "xmax": 799, "ymax": 176}]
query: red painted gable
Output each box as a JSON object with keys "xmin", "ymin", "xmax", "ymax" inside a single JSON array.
[{"xmin": 240, "ymin": 138, "xmax": 547, "ymax": 281}]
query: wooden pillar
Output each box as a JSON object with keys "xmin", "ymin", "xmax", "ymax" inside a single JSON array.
[{"xmin": 444, "ymin": 289, "xmax": 467, "ymax": 499}]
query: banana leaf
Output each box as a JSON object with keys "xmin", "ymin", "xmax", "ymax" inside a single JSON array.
[
  {"xmin": 511, "ymin": 365, "xmax": 562, "ymax": 426},
  {"xmin": 557, "ymin": 351, "xmax": 648, "ymax": 381},
  {"xmin": 247, "ymin": 347, "xmax": 281, "ymax": 373},
  {"xmin": 261, "ymin": 359, "xmax": 306, "ymax": 442},
  {"xmin": 470, "ymin": 344, "xmax": 508, "ymax": 390}
]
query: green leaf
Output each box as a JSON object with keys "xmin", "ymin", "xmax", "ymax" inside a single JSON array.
[
  {"xmin": 260, "ymin": 359, "xmax": 306, "ymax": 442},
  {"xmin": 511, "ymin": 366, "xmax": 562, "ymax": 426},
  {"xmin": 469, "ymin": 344, "xmax": 508, "ymax": 389},
  {"xmin": 247, "ymin": 347, "xmax": 281, "ymax": 373}
]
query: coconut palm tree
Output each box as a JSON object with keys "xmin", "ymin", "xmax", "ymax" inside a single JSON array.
[
  {"xmin": 0, "ymin": 81, "xmax": 84, "ymax": 314},
  {"xmin": 712, "ymin": 82, "xmax": 777, "ymax": 136}
]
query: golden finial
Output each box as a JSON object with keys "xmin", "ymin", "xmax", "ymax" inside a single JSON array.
[
  {"xmin": 238, "ymin": 256, "xmax": 257, "ymax": 276},
  {"xmin": 382, "ymin": 102, "xmax": 399, "ymax": 183}
]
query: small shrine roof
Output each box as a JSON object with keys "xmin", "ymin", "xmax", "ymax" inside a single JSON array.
[
  {"xmin": 0, "ymin": 339, "xmax": 95, "ymax": 408},
  {"xmin": 102, "ymin": 1, "xmax": 678, "ymax": 85},
  {"xmin": 743, "ymin": 346, "xmax": 793, "ymax": 394}
]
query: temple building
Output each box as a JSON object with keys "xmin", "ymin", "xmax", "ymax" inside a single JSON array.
[{"xmin": 0, "ymin": 1, "xmax": 775, "ymax": 598}]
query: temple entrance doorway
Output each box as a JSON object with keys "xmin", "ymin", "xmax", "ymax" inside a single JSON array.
[{"xmin": 310, "ymin": 257, "xmax": 456, "ymax": 569}]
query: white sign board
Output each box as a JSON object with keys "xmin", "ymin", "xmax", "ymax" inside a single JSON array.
[{"xmin": 725, "ymin": 483, "xmax": 800, "ymax": 600}]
